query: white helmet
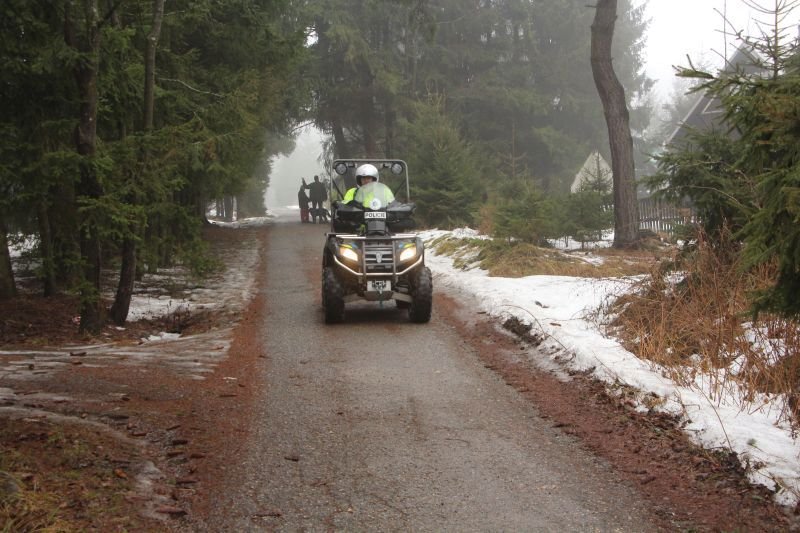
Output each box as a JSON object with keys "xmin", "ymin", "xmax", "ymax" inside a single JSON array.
[{"xmin": 355, "ymin": 163, "xmax": 379, "ymax": 186}]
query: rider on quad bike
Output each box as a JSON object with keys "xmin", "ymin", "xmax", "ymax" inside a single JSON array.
[
  {"xmin": 322, "ymin": 159, "xmax": 433, "ymax": 324},
  {"xmin": 341, "ymin": 163, "xmax": 379, "ymax": 203}
]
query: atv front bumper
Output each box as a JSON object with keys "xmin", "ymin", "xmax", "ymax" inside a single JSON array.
[{"xmin": 327, "ymin": 233, "xmax": 423, "ymax": 302}]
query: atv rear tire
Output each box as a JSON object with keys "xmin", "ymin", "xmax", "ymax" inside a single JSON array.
[
  {"xmin": 408, "ymin": 266, "xmax": 432, "ymax": 323},
  {"xmin": 323, "ymin": 267, "xmax": 345, "ymax": 323}
]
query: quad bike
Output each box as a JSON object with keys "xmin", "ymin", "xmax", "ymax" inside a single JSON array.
[{"xmin": 321, "ymin": 159, "xmax": 432, "ymax": 324}]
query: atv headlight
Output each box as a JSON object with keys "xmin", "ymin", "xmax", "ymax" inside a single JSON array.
[
  {"xmin": 339, "ymin": 245, "xmax": 359, "ymax": 263},
  {"xmin": 398, "ymin": 244, "xmax": 417, "ymax": 263}
]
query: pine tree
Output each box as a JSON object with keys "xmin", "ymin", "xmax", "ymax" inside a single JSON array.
[
  {"xmin": 402, "ymin": 97, "xmax": 482, "ymax": 228},
  {"xmin": 492, "ymin": 179, "xmax": 558, "ymax": 245},
  {"xmin": 564, "ymin": 190, "xmax": 613, "ymax": 247},
  {"xmin": 652, "ymin": 2, "xmax": 800, "ymax": 317},
  {"xmin": 0, "ymin": 0, "xmax": 308, "ymax": 324},
  {"xmin": 306, "ymin": 0, "xmax": 651, "ymax": 190}
]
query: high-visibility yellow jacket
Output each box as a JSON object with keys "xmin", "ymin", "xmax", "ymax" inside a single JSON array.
[{"xmin": 354, "ymin": 182, "xmax": 395, "ymax": 209}]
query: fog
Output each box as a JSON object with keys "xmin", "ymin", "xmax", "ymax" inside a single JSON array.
[
  {"xmin": 642, "ymin": 0, "xmax": 800, "ymax": 98},
  {"xmin": 264, "ymin": 126, "xmax": 326, "ymax": 210},
  {"xmin": 263, "ymin": 1, "xmax": 799, "ymax": 213}
]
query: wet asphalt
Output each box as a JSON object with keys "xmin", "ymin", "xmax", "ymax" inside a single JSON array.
[{"xmin": 197, "ymin": 214, "xmax": 658, "ymax": 532}]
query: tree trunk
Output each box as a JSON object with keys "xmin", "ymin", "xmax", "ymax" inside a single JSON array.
[
  {"xmin": 37, "ymin": 203, "xmax": 57, "ymax": 296},
  {"xmin": 50, "ymin": 180, "xmax": 81, "ymax": 288},
  {"xmin": 111, "ymin": 0, "xmax": 164, "ymax": 326},
  {"xmin": 143, "ymin": 0, "xmax": 165, "ymax": 130},
  {"xmin": 196, "ymin": 193, "xmax": 209, "ymax": 222},
  {"xmin": 590, "ymin": 0, "xmax": 640, "ymax": 248},
  {"xmin": 66, "ymin": 0, "xmax": 105, "ymax": 333},
  {"xmin": 361, "ymin": 79, "xmax": 378, "ymax": 157},
  {"xmin": 224, "ymin": 196, "xmax": 234, "ymax": 222},
  {"xmin": 110, "ymin": 237, "xmax": 136, "ymax": 325},
  {"xmin": 0, "ymin": 214, "xmax": 17, "ymax": 299},
  {"xmin": 384, "ymin": 100, "xmax": 396, "ymax": 158},
  {"xmin": 332, "ymin": 120, "xmax": 350, "ymax": 158}
]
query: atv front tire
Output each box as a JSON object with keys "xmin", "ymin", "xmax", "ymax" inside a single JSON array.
[
  {"xmin": 323, "ymin": 267, "xmax": 345, "ymax": 323},
  {"xmin": 408, "ymin": 266, "xmax": 432, "ymax": 323},
  {"xmin": 394, "ymin": 280, "xmax": 411, "ymax": 309}
]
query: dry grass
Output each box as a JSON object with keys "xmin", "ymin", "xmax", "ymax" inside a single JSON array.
[
  {"xmin": 0, "ymin": 419, "xmax": 148, "ymax": 532},
  {"xmin": 609, "ymin": 232, "xmax": 800, "ymax": 426},
  {"xmin": 429, "ymin": 236, "xmax": 664, "ymax": 278}
]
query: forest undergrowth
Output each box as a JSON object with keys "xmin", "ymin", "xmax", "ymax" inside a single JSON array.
[
  {"xmin": 610, "ymin": 231, "xmax": 800, "ymax": 430},
  {"xmin": 429, "ymin": 235, "xmax": 664, "ymax": 278}
]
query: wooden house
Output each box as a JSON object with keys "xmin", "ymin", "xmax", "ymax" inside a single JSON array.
[
  {"xmin": 570, "ymin": 151, "xmax": 612, "ymax": 193},
  {"xmin": 667, "ymin": 46, "xmax": 760, "ymax": 146}
]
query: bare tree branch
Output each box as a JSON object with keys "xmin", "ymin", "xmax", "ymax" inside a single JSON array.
[{"xmin": 157, "ymin": 77, "xmax": 226, "ymax": 99}]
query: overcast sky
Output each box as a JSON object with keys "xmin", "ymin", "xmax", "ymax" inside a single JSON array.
[{"xmin": 641, "ymin": 0, "xmax": 800, "ymax": 97}]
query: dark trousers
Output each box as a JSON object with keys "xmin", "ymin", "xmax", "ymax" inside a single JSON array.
[{"xmin": 311, "ymin": 200, "xmax": 323, "ymax": 221}]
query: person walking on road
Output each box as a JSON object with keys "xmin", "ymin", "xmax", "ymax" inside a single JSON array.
[
  {"xmin": 298, "ymin": 182, "xmax": 310, "ymax": 223},
  {"xmin": 306, "ymin": 175, "xmax": 327, "ymax": 224}
]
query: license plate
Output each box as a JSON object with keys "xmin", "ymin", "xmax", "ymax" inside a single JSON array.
[
  {"xmin": 367, "ymin": 280, "xmax": 391, "ymax": 292},
  {"xmin": 364, "ymin": 211, "xmax": 386, "ymax": 219}
]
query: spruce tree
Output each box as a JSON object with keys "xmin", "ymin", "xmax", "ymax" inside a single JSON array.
[
  {"xmin": 402, "ymin": 98, "xmax": 482, "ymax": 228},
  {"xmin": 652, "ymin": 2, "xmax": 800, "ymax": 317}
]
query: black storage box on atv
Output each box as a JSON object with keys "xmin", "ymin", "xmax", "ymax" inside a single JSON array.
[{"xmin": 321, "ymin": 159, "xmax": 432, "ymax": 324}]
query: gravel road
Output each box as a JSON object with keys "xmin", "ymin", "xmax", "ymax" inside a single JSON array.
[{"xmin": 198, "ymin": 216, "xmax": 659, "ymax": 531}]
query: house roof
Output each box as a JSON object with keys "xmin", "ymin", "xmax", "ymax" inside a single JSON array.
[
  {"xmin": 667, "ymin": 46, "xmax": 761, "ymax": 146},
  {"xmin": 570, "ymin": 151, "xmax": 611, "ymax": 193}
]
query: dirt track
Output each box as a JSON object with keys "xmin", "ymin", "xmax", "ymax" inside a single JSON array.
[{"xmin": 189, "ymin": 218, "xmax": 663, "ymax": 531}]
